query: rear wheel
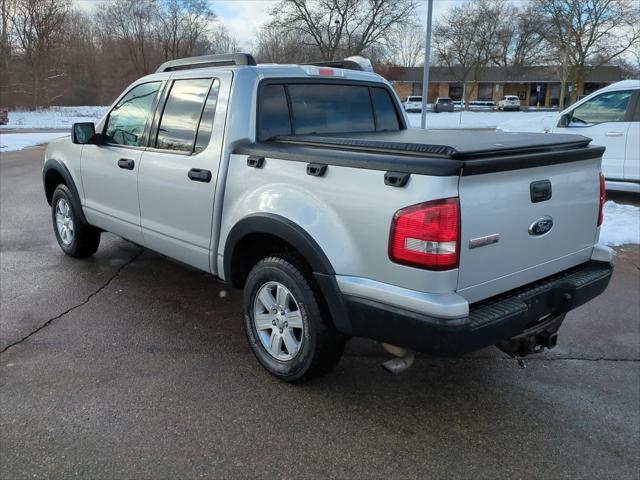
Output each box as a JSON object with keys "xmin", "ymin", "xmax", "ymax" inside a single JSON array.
[
  {"xmin": 51, "ymin": 184, "xmax": 100, "ymax": 258},
  {"xmin": 243, "ymin": 254, "xmax": 345, "ymax": 382}
]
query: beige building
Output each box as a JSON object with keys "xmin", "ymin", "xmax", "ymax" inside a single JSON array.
[{"xmin": 383, "ymin": 65, "xmax": 626, "ymax": 108}]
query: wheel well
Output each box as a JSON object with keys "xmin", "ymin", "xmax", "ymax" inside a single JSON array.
[
  {"xmin": 44, "ymin": 169, "xmax": 66, "ymax": 205},
  {"xmin": 229, "ymin": 233, "xmax": 302, "ymax": 289}
]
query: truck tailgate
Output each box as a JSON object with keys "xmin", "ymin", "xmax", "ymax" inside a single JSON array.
[{"xmin": 456, "ymin": 157, "xmax": 601, "ymax": 303}]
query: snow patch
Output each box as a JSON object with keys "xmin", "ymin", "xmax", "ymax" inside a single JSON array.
[
  {"xmin": 0, "ymin": 106, "xmax": 107, "ymax": 130},
  {"xmin": 0, "ymin": 132, "xmax": 68, "ymax": 152},
  {"xmin": 407, "ymin": 111, "xmax": 554, "ymax": 130},
  {"xmin": 600, "ymin": 201, "xmax": 640, "ymax": 247}
]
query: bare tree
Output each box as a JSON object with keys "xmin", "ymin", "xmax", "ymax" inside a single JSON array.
[
  {"xmin": 534, "ymin": 0, "xmax": 640, "ymax": 102},
  {"xmin": 385, "ymin": 24, "xmax": 424, "ymax": 67},
  {"xmin": 268, "ymin": 0, "xmax": 418, "ymax": 61},
  {"xmin": 208, "ymin": 24, "xmax": 240, "ymax": 55},
  {"xmin": 156, "ymin": 0, "xmax": 215, "ymax": 60},
  {"xmin": 255, "ymin": 19, "xmax": 322, "ymax": 63},
  {"xmin": 511, "ymin": 7, "xmax": 547, "ymax": 66},
  {"xmin": 490, "ymin": 4, "xmax": 547, "ymax": 67},
  {"xmin": 433, "ymin": 0, "xmax": 504, "ymax": 109},
  {"xmin": 7, "ymin": 0, "xmax": 70, "ymax": 108},
  {"xmin": 0, "ymin": 0, "xmax": 12, "ymax": 101},
  {"xmin": 95, "ymin": 0, "xmax": 158, "ymax": 75}
]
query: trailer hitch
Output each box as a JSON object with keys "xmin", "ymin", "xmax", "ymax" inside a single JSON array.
[{"xmin": 496, "ymin": 313, "xmax": 564, "ymax": 358}]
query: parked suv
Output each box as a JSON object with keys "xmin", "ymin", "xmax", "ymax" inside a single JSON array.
[
  {"xmin": 403, "ymin": 96, "xmax": 423, "ymax": 113},
  {"xmin": 498, "ymin": 95, "xmax": 521, "ymax": 111},
  {"xmin": 43, "ymin": 54, "xmax": 613, "ymax": 381},
  {"xmin": 432, "ymin": 97, "xmax": 454, "ymax": 112}
]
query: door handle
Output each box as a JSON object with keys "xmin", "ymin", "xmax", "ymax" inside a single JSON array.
[
  {"xmin": 605, "ymin": 131, "xmax": 623, "ymax": 137},
  {"xmin": 188, "ymin": 168, "xmax": 212, "ymax": 183},
  {"xmin": 118, "ymin": 158, "xmax": 135, "ymax": 170}
]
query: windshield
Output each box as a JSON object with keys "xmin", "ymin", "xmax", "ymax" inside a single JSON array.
[{"xmin": 407, "ymin": 96, "xmax": 422, "ymax": 102}]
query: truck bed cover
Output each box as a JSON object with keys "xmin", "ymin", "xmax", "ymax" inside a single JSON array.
[{"xmin": 234, "ymin": 130, "xmax": 604, "ymax": 176}]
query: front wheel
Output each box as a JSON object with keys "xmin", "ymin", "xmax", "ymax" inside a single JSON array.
[
  {"xmin": 243, "ymin": 254, "xmax": 345, "ymax": 382},
  {"xmin": 51, "ymin": 184, "xmax": 101, "ymax": 258}
]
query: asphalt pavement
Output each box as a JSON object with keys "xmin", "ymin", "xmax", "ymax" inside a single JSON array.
[{"xmin": 1, "ymin": 144, "xmax": 639, "ymax": 479}]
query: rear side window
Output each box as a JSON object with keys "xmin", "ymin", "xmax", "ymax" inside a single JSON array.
[
  {"xmin": 371, "ymin": 88, "xmax": 400, "ymax": 131},
  {"xmin": 259, "ymin": 84, "xmax": 292, "ymax": 140},
  {"xmin": 194, "ymin": 80, "xmax": 220, "ymax": 154},
  {"xmin": 156, "ymin": 78, "xmax": 211, "ymax": 152}
]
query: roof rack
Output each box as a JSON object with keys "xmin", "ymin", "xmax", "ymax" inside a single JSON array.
[
  {"xmin": 156, "ymin": 53, "xmax": 257, "ymax": 73},
  {"xmin": 303, "ymin": 56, "xmax": 374, "ymax": 73}
]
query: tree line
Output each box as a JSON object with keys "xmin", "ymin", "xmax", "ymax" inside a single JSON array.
[
  {"xmin": 1, "ymin": 0, "xmax": 638, "ymax": 109},
  {"xmin": 0, "ymin": 0, "xmax": 237, "ymax": 108}
]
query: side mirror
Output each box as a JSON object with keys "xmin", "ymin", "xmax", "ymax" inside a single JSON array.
[
  {"xmin": 557, "ymin": 113, "xmax": 571, "ymax": 128},
  {"xmin": 72, "ymin": 122, "xmax": 96, "ymax": 144}
]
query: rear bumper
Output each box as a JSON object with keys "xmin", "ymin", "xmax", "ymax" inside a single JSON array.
[
  {"xmin": 320, "ymin": 259, "xmax": 613, "ymax": 356},
  {"xmin": 605, "ymin": 179, "xmax": 639, "ymax": 193}
]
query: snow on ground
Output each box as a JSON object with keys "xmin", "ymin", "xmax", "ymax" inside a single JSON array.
[
  {"xmin": 600, "ymin": 201, "xmax": 640, "ymax": 247},
  {"xmin": 0, "ymin": 132, "xmax": 68, "ymax": 152},
  {"xmin": 407, "ymin": 111, "xmax": 551, "ymax": 130},
  {"xmin": 0, "ymin": 106, "xmax": 107, "ymax": 130}
]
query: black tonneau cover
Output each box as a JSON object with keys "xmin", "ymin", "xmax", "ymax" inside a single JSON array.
[{"xmin": 234, "ymin": 130, "xmax": 604, "ymax": 176}]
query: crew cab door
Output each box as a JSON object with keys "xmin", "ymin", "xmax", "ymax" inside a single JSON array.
[
  {"xmin": 138, "ymin": 72, "xmax": 229, "ymax": 272},
  {"xmin": 554, "ymin": 89, "xmax": 635, "ymax": 180},
  {"xmin": 81, "ymin": 81, "xmax": 163, "ymax": 245},
  {"xmin": 624, "ymin": 95, "xmax": 640, "ymax": 181}
]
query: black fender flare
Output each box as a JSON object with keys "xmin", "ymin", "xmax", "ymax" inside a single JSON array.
[
  {"xmin": 43, "ymin": 158, "xmax": 89, "ymax": 225},
  {"xmin": 223, "ymin": 213, "xmax": 352, "ymax": 334},
  {"xmin": 223, "ymin": 213, "xmax": 335, "ymax": 281}
]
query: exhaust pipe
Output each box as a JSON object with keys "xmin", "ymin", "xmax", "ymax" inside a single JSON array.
[{"xmin": 380, "ymin": 343, "xmax": 415, "ymax": 374}]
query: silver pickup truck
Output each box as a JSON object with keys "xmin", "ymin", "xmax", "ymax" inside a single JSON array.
[{"xmin": 43, "ymin": 54, "xmax": 613, "ymax": 381}]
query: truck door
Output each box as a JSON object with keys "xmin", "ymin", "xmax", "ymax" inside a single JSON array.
[
  {"xmin": 81, "ymin": 81, "xmax": 163, "ymax": 245},
  {"xmin": 137, "ymin": 72, "xmax": 230, "ymax": 272},
  {"xmin": 624, "ymin": 93, "xmax": 640, "ymax": 182},
  {"xmin": 554, "ymin": 89, "xmax": 634, "ymax": 180}
]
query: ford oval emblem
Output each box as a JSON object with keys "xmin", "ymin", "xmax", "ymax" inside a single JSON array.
[{"xmin": 528, "ymin": 215, "xmax": 554, "ymax": 236}]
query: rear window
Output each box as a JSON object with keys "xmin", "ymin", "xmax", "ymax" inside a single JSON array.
[
  {"xmin": 258, "ymin": 82, "xmax": 401, "ymax": 140},
  {"xmin": 288, "ymin": 84, "xmax": 374, "ymax": 135},
  {"xmin": 407, "ymin": 96, "xmax": 422, "ymax": 102}
]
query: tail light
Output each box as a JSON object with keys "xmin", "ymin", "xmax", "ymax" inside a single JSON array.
[
  {"xmin": 389, "ymin": 197, "xmax": 460, "ymax": 270},
  {"xmin": 598, "ymin": 172, "xmax": 606, "ymax": 226}
]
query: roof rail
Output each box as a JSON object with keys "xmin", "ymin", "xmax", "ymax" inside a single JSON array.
[
  {"xmin": 156, "ymin": 53, "xmax": 257, "ymax": 73},
  {"xmin": 303, "ymin": 56, "xmax": 374, "ymax": 73}
]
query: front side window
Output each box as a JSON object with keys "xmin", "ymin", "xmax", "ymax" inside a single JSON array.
[
  {"xmin": 570, "ymin": 90, "xmax": 632, "ymax": 125},
  {"xmin": 156, "ymin": 78, "xmax": 212, "ymax": 152},
  {"xmin": 105, "ymin": 81, "xmax": 161, "ymax": 146}
]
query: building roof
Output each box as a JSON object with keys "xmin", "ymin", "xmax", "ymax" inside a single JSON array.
[{"xmin": 384, "ymin": 65, "xmax": 626, "ymax": 84}]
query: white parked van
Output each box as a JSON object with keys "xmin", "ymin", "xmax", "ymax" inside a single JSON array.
[{"xmin": 498, "ymin": 80, "xmax": 640, "ymax": 192}]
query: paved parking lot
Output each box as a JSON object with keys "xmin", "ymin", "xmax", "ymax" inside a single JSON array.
[{"xmin": 1, "ymin": 145, "xmax": 639, "ymax": 479}]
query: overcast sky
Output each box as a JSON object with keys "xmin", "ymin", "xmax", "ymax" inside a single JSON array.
[{"xmin": 76, "ymin": 0, "xmax": 466, "ymax": 49}]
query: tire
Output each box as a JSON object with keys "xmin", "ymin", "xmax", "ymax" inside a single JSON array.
[
  {"xmin": 243, "ymin": 254, "xmax": 345, "ymax": 382},
  {"xmin": 51, "ymin": 184, "xmax": 100, "ymax": 258}
]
